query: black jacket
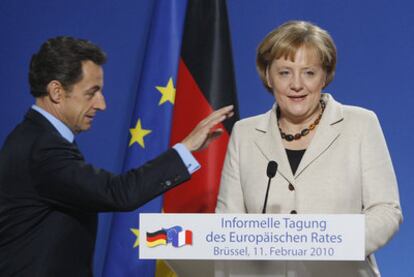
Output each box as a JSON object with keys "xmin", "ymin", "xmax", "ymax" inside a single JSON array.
[{"xmin": 0, "ymin": 109, "xmax": 190, "ymax": 276}]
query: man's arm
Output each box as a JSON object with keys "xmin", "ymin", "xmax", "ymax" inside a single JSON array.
[{"xmin": 31, "ymin": 105, "xmax": 234, "ymax": 212}]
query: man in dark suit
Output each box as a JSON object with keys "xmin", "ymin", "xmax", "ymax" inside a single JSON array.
[{"xmin": 0, "ymin": 36, "xmax": 233, "ymax": 276}]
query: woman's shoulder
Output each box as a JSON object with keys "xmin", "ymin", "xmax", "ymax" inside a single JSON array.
[
  {"xmin": 327, "ymin": 94, "xmax": 378, "ymax": 123},
  {"xmin": 341, "ymin": 104, "xmax": 378, "ymax": 122},
  {"xmin": 334, "ymin": 102, "xmax": 382, "ymax": 134}
]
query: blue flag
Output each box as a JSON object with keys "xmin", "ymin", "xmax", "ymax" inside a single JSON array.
[{"xmin": 103, "ymin": 0, "xmax": 188, "ymax": 275}]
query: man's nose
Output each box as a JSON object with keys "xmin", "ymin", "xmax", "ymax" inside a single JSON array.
[{"xmin": 94, "ymin": 92, "xmax": 106, "ymax": 111}]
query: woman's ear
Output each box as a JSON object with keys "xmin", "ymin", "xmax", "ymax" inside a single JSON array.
[
  {"xmin": 322, "ymin": 71, "xmax": 328, "ymax": 88},
  {"xmin": 265, "ymin": 65, "xmax": 272, "ymax": 89}
]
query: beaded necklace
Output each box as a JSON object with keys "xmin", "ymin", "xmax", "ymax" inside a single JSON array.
[{"xmin": 277, "ymin": 99, "xmax": 326, "ymax": 142}]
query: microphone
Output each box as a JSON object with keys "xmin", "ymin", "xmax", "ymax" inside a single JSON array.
[{"xmin": 262, "ymin": 161, "xmax": 278, "ymax": 214}]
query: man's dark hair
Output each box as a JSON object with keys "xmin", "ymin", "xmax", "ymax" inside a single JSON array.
[{"xmin": 29, "ymin": 36, "xmax": 107, "ymax": 97}]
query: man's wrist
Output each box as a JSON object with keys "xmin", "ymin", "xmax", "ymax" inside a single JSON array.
[{"xmin": 173, "ymin": 143, "xmax": 200, "ymax": 174}]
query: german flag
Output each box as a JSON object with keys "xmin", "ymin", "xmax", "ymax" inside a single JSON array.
[
  {"xmin": 164, "ymin": 0, "xmax": 239, "ymax": 213},
  {"xmin": 146, "ymin": 229, "xmax": 167, "ymax": 248}
]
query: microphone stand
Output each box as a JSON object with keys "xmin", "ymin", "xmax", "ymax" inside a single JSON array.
[{"xmin": 262, "ymin": 177, "xmax": 272, "ymax": 214}]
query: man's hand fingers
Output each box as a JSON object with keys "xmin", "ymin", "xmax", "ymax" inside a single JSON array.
[
  {"xmin": 200, "ymin": 105, "xmax": 234, "ymax": 126},
  {"xmin": 207, "ymin": 111, "xmax": 234, "ymax": 129},
  {"xmin": 209, "ymin": 129, "xmax": 223, "ymax": 140},
  {"xmin": 203, "ymin": 107, "xmax": 234, "ymax": 128},
  {"xmin": 198, "ymin": 129, "xmax": 224, "ymax": 151},
  {"xmin": 181, "ymin": 105, "xmax": 235, "ymax": 152}
]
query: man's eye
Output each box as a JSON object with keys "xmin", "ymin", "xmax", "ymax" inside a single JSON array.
[{"xmin": 86, "ymin": 92, "xmax": 95, "ymax": 99}]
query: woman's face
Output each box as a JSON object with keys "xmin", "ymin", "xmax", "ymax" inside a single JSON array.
[{"xmin": 266, "ymin": 46, "xmax": 326, "ymax": 123}]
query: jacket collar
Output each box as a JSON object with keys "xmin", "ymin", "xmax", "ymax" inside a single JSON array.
[
  {"xmin": 253, "ymin": 93, "xmax": 344, "ymax": 183},
  {"xmin": 31, "ymin": 105, "xmax": 74, "ymax": 143},
  {"xmin": 25, "ymin": 108, "xmax": 61, "ymax": 134}
]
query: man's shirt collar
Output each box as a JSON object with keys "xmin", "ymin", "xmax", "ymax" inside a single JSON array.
[{"xmin": 32, "ymin": 105, "xmax": 75, "ymax": 143}]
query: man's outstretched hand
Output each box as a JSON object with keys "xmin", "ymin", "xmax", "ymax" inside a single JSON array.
[{"xmin": 181, "ymin": 105, "xmax": 234, "ymax": 152}]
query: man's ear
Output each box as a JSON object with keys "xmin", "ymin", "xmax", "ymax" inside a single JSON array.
[{"xmin": 46, "ymin": 80, "xmax": 64, "ymax": 103}]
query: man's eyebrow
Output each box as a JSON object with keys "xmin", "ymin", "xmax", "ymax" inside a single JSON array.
[{"xmin": 86, "ymin": 85, "xmax": 101, "ymax": 93}]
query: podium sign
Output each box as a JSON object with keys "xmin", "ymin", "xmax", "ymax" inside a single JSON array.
[{"xmin": 139, "ymin": 214, "xmax": 364, "ymax": 260}]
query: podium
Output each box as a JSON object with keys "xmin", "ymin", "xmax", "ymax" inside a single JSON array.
[{"xmin": 140, "ymin": 214, "xmax": 364, "ymax": 276}]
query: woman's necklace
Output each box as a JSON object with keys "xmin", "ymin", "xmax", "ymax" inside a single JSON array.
[{"xmin": 277, "ymin": 99, "xmax": 326, "ymax": 142}]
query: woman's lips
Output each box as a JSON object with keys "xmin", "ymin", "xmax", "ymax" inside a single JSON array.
[{"xmin": 288, "ymin": 95, "xmax": 307, "ymax": 101}]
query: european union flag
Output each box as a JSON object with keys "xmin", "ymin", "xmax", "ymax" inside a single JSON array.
[{"xmin": 103, "ymin": 0, "xmax": 188, "ymax": 276}]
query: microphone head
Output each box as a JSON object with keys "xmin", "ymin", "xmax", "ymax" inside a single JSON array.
[{"xmin": 266, "ymin": 161, "xmax": 278, "ymax": 178}]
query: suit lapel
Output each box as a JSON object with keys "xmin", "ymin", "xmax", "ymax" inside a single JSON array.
[
  {"xmin": 253, "ymin": 105, "xmax": 295, "ymax": 183},
  {"xmin": 295, "ymin": 94, "xmax": 344, "ymax": 178},
  {"xmin": 253, "ymin": 94, "xmax": 344, "ymax": 183}
]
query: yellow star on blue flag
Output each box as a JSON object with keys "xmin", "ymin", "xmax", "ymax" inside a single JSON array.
[
  {"xmin": 130, "ymin": 228, "xmax": 140, "ymax": 248},
  {"xmin": 129, "ymin": 119, "xmax": 152, "ymax": 148},
  {"xmin": 156, "ymin": 77, "xmax": 176, "ymax": 105}
]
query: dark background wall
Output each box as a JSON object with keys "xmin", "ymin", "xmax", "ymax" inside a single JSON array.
[{"xmin": 0, "ymin": 1, "xmax": 412, "ymax": 276}]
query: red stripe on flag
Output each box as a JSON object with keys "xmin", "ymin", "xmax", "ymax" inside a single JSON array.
[
  {"xmin": 185, "ymin": 230, "xmax": 192, "ymax": 245},
  {"xmin": 164, "ymin": 58, "xmax": 230, "ymax": 213}
]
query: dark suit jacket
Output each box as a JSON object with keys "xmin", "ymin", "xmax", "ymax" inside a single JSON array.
[{"xmin": 0, "ymin": 109, "xmax": 190, "ymax": 276}]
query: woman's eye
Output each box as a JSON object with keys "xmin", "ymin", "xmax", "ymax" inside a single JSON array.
[{"xmin": 279, "ymin": 71, "xmax": 289, "ymax": 76}]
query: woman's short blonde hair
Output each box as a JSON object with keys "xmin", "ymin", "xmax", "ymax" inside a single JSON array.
[{"xmin": 256, "ymin": 21, "xmax": 337, "ymax": 92}]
